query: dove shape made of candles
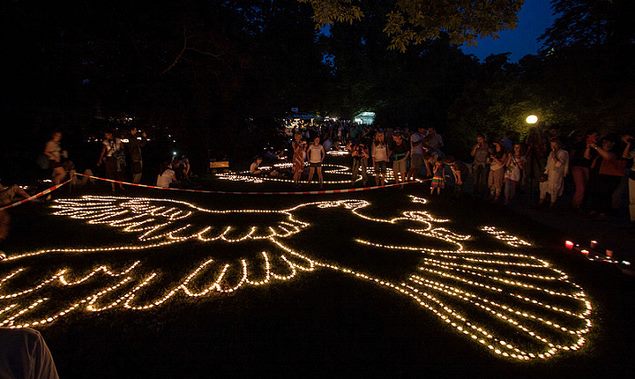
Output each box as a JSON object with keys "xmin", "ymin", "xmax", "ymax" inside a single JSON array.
[{"xmin": 0, "ymin": 195, "xmax": 592, "ymax": 361}]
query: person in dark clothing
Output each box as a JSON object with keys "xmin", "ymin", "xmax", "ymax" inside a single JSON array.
[
  {"xmin": 570, "ymin": 130, "xmax": 598, "ymax": 209},
  {"xmin": 390, "ymin": 133, "xmax": 410, "ymax": 184},
  {"xmin": 587, "ymin": 135, "xmax": 625, "ymax": 217},
  {"xmin": 0, "ymin": 327, "xmax": 60, "ymax": 379},
  {"xmin": 128, "ymin": 127, "xmax": 147, "ymax": 183}
]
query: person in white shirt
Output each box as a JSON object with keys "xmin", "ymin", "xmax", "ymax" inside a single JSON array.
[
  {"xmin": 539, "ymin": 138, "xmax": 569, "ymax": 207},
  {"xmin": 43, "ymin": 131, "xmax": 66, "ymax": 185},
  {"xmin": 306, "ymin": 136, "xmax": 325, "ymax": 187},
  {"xmin": 156, "ymin": 162, "xmax": 177, "ymax": 188}
]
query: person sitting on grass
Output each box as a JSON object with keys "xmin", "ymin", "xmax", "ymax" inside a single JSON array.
[
  {"xmin": 156, "ymin": 162, "xmax": 178, "ymax": 188},
  {"xmin": 249, "ymin": 156, "xmax": 263, "ymax": 176}
]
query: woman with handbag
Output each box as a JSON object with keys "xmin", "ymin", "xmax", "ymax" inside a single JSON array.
[{"xmin": 539, "ymin": 138, "xmax": 569, "ymax": 207}]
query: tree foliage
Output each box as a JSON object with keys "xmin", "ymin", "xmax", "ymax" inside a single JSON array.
[{"xmin": 300, "ymin": 0, "xmax": 524, "ymax": 51}]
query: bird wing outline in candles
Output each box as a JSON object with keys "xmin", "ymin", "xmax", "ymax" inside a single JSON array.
[{"xmin": 0, "ymin": 195, "xmax": 591, "ymax": 361}]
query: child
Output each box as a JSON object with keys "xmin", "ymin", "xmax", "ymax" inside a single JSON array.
[
  {"xmin": 430, "ymin": 160, "xmax": 445, "ymax": 195},
  {"xmin": 249, "ymin": 156, "xmax": 263, "ymax": 176}
]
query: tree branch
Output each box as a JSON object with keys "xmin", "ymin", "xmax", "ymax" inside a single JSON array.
[{"xmin": 161, "ymin": 28, "xmax": 188, "ymax": 75}]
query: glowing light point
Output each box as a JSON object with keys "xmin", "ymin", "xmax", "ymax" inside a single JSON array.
[{"xmin": 526, "ymin": 115, "xmax": 538, "ymax": 124}]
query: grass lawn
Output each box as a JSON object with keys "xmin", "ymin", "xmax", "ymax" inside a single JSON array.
[{"xmin": 1, "ymin": 180, "xmax": 634, "ymax": 378}]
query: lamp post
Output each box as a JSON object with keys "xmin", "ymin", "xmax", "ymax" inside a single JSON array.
[{"xmin": 525, "ymin": 114, "xmax": 539, "ymax": 202}]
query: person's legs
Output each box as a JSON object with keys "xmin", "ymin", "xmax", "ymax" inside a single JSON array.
[
  {"xmin": 132, "ymin": 161, "xmax": 143, "ymax": 183},
  {"xmin": 53, "ymin": 167, "xmax": 65, "ymax": 185},
  {"xmin": 393, "ymin": 161, "xmax": 400, "ymax": 183},
  {"xmin": 472, "ymin": 165, "xmax": 482, "ymax": 195},
  {"xmin": 504, "ymin": 179, "xmax": 512, "ymax": 204},
  {"xmin": 509, "ymin": 180, "xmax": 518, "ymax": 202},
  {"xmin": 629, "ymin": 177, "xmax": 635, "ymax": 222},
  {"xmin": 351, "ymin": 160, "xmax": 360, "ymax": 184},
  {"xmin": 495, "ymin": 172, "xmax": 502, "ymax": 199},
  {"xmin": 571, "ymin": 166, "xmax": 587, "ymax": 208},
  {"xmin": 317, "ymin": 167, "xmax": 323, "ymax": 186},
  {"xmin": 293, "ymin": 167, "xmax": 301, "ymax": 184},
  {"xmin": 380, "ymin": 163, "xmax": 386, "ymax": 185},
  {"xmin": 307, "ymin": 167, "xmax": 315, "ymax": 183},
  {"xmin": 539, "ymin": 181, "xmax": 548, "ymax": 204},
  {"xmin": 374, "ymin": 165, "xmax": 380, "ymax": 186},
  {"xmin": 360, "ymin": 160, "xmax": 368, "ymax": 185}
]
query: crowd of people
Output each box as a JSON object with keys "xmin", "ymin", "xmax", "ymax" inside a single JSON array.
[
  {"xmin": 38, "ymin": 127, "xmax": 192, "ymax": 192},
  {"xmin": 269, "ymin": 124, "xmax": 635, "ymax": 222}
]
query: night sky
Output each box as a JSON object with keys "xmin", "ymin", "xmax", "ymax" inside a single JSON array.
[{"xmin": 462, "ymin": 0, "xmax": 556, "ymax": 61}]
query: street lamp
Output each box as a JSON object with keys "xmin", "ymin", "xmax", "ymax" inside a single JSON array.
[{"xmin": 526, "ymin": 115, "xmax": 538, "ymax": 124}]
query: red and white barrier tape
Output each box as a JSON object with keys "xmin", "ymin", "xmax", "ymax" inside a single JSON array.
[
  {"xmin": 75, "ymin": 173, "xmax": 424, "ymax": 195},
  {"xmin": 0, "ymin": 179, "xmax": 72, "ymax": 211}
]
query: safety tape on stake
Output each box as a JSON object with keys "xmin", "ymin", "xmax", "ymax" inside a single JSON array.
[
  {"xmin": 0, "ymin": 179, "xmax": 72, "ymax": 211},
  {"xmin": 74, "ymin": 173, "xmax": 425, "ymax": 195}
]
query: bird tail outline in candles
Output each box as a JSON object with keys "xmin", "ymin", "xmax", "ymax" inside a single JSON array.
[{"xmin": 0, "ymin": 195, "xmax": 592, "ymax": 361}]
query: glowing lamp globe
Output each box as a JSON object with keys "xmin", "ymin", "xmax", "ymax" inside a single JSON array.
[{"xmin": 526, "ymin": 115, "xmax": 538, "ymax": 124}]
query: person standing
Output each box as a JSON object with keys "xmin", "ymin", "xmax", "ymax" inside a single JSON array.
[
  {"xmin": 408, "ymin": 126, "xmax": 427, "ymax": 180},
  {"xmin": 43, "ymin": 131, "xmax": 66, "ymax": 185},
  {"xmin": 470, "ymin": 134, "xmax": 490, "ymax": 197},
  {"xmin": 425, "ymin": 127, "xmax": 444, "ymax": 154},
  {"xmin": 292, "ymin": 133, "xmax": 306, "ymax": 186},
  {"xmin": 306, "ymin": 136, "xmax": 325, "ymax": 187},
  {"xmin": 390, "ymin": 133, "xmax": 410, "ymax": 184},
  {"xmin": 127, "ymin": 127, "xmax": 147, "ymax": 183},
  {"xmin": 504, "ymin": 143, "xmax": 525, "ymax": 205},
  {"xmin": 570, "ymin": 131, "xmax": 598, "ymax": 209},
  {"xmin": 539, "ymin": 138, "xmax": 569, "ymax": 207},
  {"xmin": 487, "ymin": 141, "xmax": 508, "ymax": 202},
  {"xmin": 97, "ymin": 131, "xmax": 125, "ymax": 192},
  {"xmin": 349, "ymin": 142, "xmax": 369, "ymax": 186},
  {"xmin": 371, "ymin": 131, "xmax": 389, "ymax": 186},
  {"xmin": 430, "ymin": 160, "xmax": 445, "ymax": 195},
  {"xmin": 587, "ymin": 135, "xmax": 624, "ymax": 216}
]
